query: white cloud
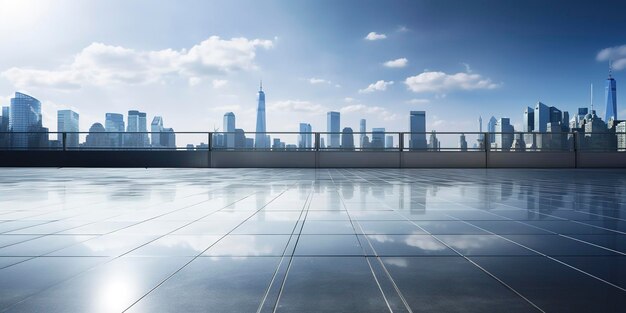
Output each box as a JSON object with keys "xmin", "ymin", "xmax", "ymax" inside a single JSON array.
[
  {"xmin": 404, "ymin": 71, "xmax": 499, "ymax": 93},
  {"xmin": 1, "ymin": 36, "xmax": 274, "ymax": 89},
  {"xmin": 358, "ymin": 80, "xmax": 394, "ymax": 93},
  {"xmin": 268, "ymin": 100, "xmax": 326, "ymax": 114},
  {"xmin": 406, "ymin": 98, "xmax": 430, "ymax": 105},
  {"xmin": 597, "ymin": 44, "xmax": 626, "ymax": 70},
  {"xmin": 212, "ymin": 79, "xmax": 228, "ymax": 88},
  {"xmin": 364, "ymin": 32, "xmax": 387, "ymax": 41},
  {"xmin": 384, "ymin": 58, "xmax": 408, "ymax": 68},
  {"xmin": 344, "ymin": 97, "xmax": 356, "ymax": 103},
  {"xmin": 339, "ymin": 104, "xmax": 398, "ymax": 121},
  {"xmin": 308, "ymin": 77, "xmax": 331, "ymax": 85},
  {"xmin": 397, "ymin": 25, "xmax": 409, "ymax": 32}
]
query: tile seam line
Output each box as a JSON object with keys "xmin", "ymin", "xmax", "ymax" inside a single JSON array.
[
  {"xmin": 0, "ymin": 184, "xmax": 248, "ymax": 312},
  {"xmin": 122, "ymin": 182, "xmax": 300, "ymax": 313},
  {"xmin": 334, "ymin": 169, "xmax": 399, "ymax": 313},
  {"xmin": 449, "ymin": 215, "xmax": 626, "ymax": 292},
  {"xmin": 348, "ymin": 169, "xmax": 545, "ymax": 313},
  {"xmin": 256, "ymin": 186, "xmax": 313, "ymax": 313}
]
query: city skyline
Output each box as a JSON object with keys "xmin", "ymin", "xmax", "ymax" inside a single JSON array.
[{"xmin": 0, "ymin": 0, "xmax": 625, "ymax": 137}]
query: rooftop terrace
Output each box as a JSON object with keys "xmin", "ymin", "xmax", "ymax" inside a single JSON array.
[{"xmin": 0, "ymin": 168, "xmax": 625, "ymax": 312}]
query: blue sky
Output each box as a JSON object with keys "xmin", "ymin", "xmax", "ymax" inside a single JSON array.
[{"xmin": 1, "ymin": 0, "xmax": 625, "ymax": 145}]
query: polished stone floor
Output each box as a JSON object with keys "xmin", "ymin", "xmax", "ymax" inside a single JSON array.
[{"xmin": 0, "ymin": 168, "xmax": 625, "ymax": 312}]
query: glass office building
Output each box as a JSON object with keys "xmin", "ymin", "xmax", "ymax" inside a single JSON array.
[
  {"xmin": 57, "ymin": 110, "xmax": 80, "ymax": 148},
  {"xmin": 409, "ymin": 111, "xmax": 426, "ymax": 149},
  {"xmin": 9, "ymin": 92, "xmax": 43, "ymax": 149},
  {"xmin": 327, "ymin": 111, "xmax": 340, "ymax": 148}
]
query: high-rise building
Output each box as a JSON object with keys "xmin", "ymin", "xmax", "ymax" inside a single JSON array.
[
  {"xmin": 534, "ymin": 102, "xmax": 549, "ymax": 132},
  {"xmin": 511, "ymin": 133, "xmax": 526, "ymax": 151},
  {"xmin": 549, "ymin": 106, "xmax": 562, "ymax": 126},
  {"xmin": 161, "ymin": 128, "xmax": 176, "ymax": 148},
  {"xmin": 151, "ymin": 116, "xmax": 164, "ymax": 147},
  {"xmin": 224, "ymin": 112, "xmax": 235, "ymax": 149},
  {"xmin": 341, "ymin": 127, "xmax": 354, "ymax": 150},
  {"xmin": 126, "ymin": 110, "xmax": 148, "ymax": 147},
  {"xmin": 139, "ymin": 112, "xmax": 148, "ymax": 146},
  {"xmin": 105, "ymin": 113, "xmax": 125, "ymax": 147},
  {"xmin": 562, "ymin": 111, "xmax": 570, "ymax": 132},
  {"xmin": 235, "ymin": 129, "xmax": 246, "ymax": 149},
  {"xmin": 523, "ymin": 107, "xmax": 534, "ymax": 132},
  {"xmin": 0, "ymin": 106, "xmax": 9, "ymax": 147},
  {"xmin": 57, "ymin": 110, "xmax": 79, "ymax": 148},
  {"xmin": 605, "ymin": 67, "xmax": 617, "ymax": 122},
  {"xmin": 254, "ymin": 82, "xmax": 267, "ymax": 149},
  {"xmin": 617, "ymin": 122, "xmax": 626, "ymax": 151},
  {"xmin": 428, "ymin": 131, "xmax": 440, "ymax": 151},
  {"xmin": 487, "ymin": 116, "xmax": 497, "ymax": 143},
  {"xmin": 359, "ymin": 119, "xmax": 366, "ymax": 148},
  {"xmin": 459, "ymin": 134, "xmax": 468, "ymax": 151},
  {"xmin": 298, "ymin": 123, "xmax": 312, "ymax": 149},
  {"xmin": 85, "ymin": 123, "xmax": 107, "ymax": 147},
  {"xmin": 583, "ymin": 110, "xmax": 609, "ymax": 150},
  {"xmin": 385, "ymin": 135, "xmax": 394, "ymax": 149},
  {"xmin": 409, "ymin": 111, "xmax": 426, "ymax": 149},
  {"xmin": 495, "ymin": 118, "xmax": 514, "ymax": 151},
  {"xmin": 9, "ymin": 92, "xmax": 45, "ymax": 149},
  {"xmin": 327, "ymin": 111, "xmax": 340, "ymax": 148},
  {"xmin": 371, "ymin": 128, "xmax": 385, "ymax": 149}
]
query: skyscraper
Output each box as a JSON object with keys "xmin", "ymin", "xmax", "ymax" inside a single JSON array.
[
  {"xmin": 224, "ymin": 112, "xmax": 235, "ymax": 149},
  {"xmin": 327, "ymin": 111, "xmax": 340, "ymax": 148},
  {"xmin": 298, "ymin": 123, "xmax": 312, "ymax": 149},
  {"xmin": 409, "ymin": 111, "xmax": 426, "ymax": 149},
  {"xmin": 105, "ymin": 113, "xmax": 125, "ymax": 147},
  {"xmin": 534, "ymin": 102, "xmax": 549, "ymax": 132},
  {"xmin": 1, "ymin": 107, "xmax": 8, "ymax": 128},
  {"xmin": 459, "ymin": 134, "xmax": 468, "ymax": 151},
  {"xmin": 126, "ymin": 110, "xmax": 147, "ymax": 147},
  {"xmin": 85, "ymin": 123, "xmax": 107, "ymax": 147},
  {"xmin": 605, "ymin": 67, "xmax": 617, "ymax": 122},
  {"xmin": 0, "ymin": 107, "xmax": 9, "ymax": 148},
  {"xmin": 385, "ymin": 135, "xmax": 394, "ymax": 149},
  {"xmin": 151, "ymin": 116, "xmax": 164, "ymax": 147},
  {"xmin": 487, "ymin": 116, "xmax": 497, "ymax": 143},
  {"xmin": 161, "ymin": 128, "xmax": 176, "ymax": 148},
  {"xmin": 57, "ymin": 110, "xmax": 80, "ymax": 148},
  {"xmin": 139, "ymin": 112, "xmax": 148, "ymax": 146},
  {"xmin": 523, "ymin": 107, "xmax": 534, "ymax": 132},
  {"xmin": 359, "ymin": 119, "xmax": 366, "ymax": 148},
  {"xmin": 549, "ymin": 106, "xmax": 562, "ymax": 126},
  {"xmin": 341, "ymin": 127, "xmax": 354, "ymax": 150},
  {"xmin": 254, "ymin": 82, "xmax": 267, "ymax": 149},
  {"xmin": 371, "ymin": 128, "xmax": 385, "ymax": 149},
  {"xmin": 9, "ymin": 92, "xmax": 44, "ymax": 149},
  {"xmin": 495, "ymin": 118, "xmax": 514, "ymax": 151}
]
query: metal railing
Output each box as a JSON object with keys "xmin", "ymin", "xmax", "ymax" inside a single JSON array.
[{"xmin": 0, "ymin": 131, "xmax": 624, "ymax": 152}]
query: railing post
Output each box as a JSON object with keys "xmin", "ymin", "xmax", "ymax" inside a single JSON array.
[
  {"xmin": 398, "ymin": 132, "xmax": 404, "ymax": 152},
  {"xmin": 62, "ymin": 132, "xmax": 67, "ymax": 151},
  {"xmin": 208, "ymin": 132, "xmax": 212, "ymax": 151},
  {"xmin": 484, "ymin": 132, "xmax": 490, "ymax": 168},
  {"xmin": 315, "ymin": 133, "xmax": 320, "ymax": 151}
]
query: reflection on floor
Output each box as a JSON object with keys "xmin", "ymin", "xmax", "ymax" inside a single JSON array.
[{"xmin": 0, "ymin": 168, "xmax": 625, "ymax": 312}]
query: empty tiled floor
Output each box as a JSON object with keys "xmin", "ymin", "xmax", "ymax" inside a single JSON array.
[{"xmin": 0, "ymin": 168, "xmax": 625, "ymax": 312}]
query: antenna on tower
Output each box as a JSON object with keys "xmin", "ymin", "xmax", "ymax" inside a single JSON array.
[
  {"xmin": 260, "ymin": 79, "xmax": 263, "ymax": 91},
  {"xmin": 609, "ymin": 60, "xmax": 613, "ymax": 78}
]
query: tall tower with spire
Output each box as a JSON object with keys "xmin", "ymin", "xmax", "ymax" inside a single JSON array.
[
  {"xmin": 605, "ymin": 62, "xmax": 617, "ymax": 122},
  {"xmin": 254, "ymin": 81, "xmax": 267, "ymax": 148}
]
